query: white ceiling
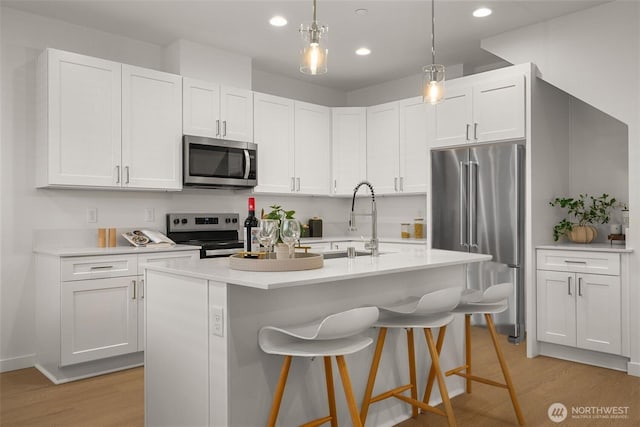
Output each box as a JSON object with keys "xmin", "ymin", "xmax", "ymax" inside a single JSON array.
[{"xmin": 2, "ymin": 0, "xmax": 610, "ymax": 91}]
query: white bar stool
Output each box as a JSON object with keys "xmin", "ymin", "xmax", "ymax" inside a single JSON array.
[
  {"xmin": 359, "ymin": 287, "xmax": 461, "ymax": 427},
  {"xmin": 259, "ymin": 306, "xmax": 379, "ymax": 427},
  {"xmin": 425, "ymin": 282, "xmax": 525, "ymax": 425}
]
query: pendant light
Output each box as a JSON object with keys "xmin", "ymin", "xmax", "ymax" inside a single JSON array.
[
  {"xmin": 422, "ymin": 0, "xmax": 445, "ymax": 104},
  {"xmin": 299, "ymin": 0, "xmax": 328, "ymax": 75}
]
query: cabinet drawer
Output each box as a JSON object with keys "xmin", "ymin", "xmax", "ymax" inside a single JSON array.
[
  {"xmin": 138, "ymin": 251, "xmax": 199, "ymax": 270},
  {"xmin": 61, "ymin": 255, "xmax": 138, "ymax": 281},
  {"xmin": 536, "ymin": 250, "xmax": 620, "ymax": 276}
]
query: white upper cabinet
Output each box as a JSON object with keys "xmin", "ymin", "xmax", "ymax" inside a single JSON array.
[
  {"xmin": 253, "ymin": 92, "xmax": 295, "ymax": 193},
  {"xmin": 37, "ymin": 49, "xmax": 182, "ymax": 190},
  {"xmin": 253, "ymin": 94, "xmax": 330, "ymax": 195},
  {"xmin": 37, "ymin": 49, "xmax": 122, "ymax": 188},
  {"xmin": 434, "ymin": 74, "xmax": 525, "ymax": 147},
  {"xmin": 294, "ymin": 101, "xmax": 330, "ymax": 195},
  {"xmin": 398, "ymin": 97, "xmax": 428, "ymax": 193},
  {"xmin": 433, "ymin": 86, "xmax": 473, "ymax": 147},
  {"xmin": 367, "ymin": 98, "xmax": 428, "ymax": 195},
  {"xmin": 122, "ymin": 65, "xmax": 182, "ymax": 190},
  {"xmin": 367, "ymin": 101, "xmax": 400, "ymax": 194},
  {"xmin": 183, "ymin": 77, "xmax": 253, "ymax": 142},
  {"xmin": 473, "ymin": 76, "xmax": 526, "ymax": 143},
  {"xmin": 182, "ymin": 78, "xmax": 220, "ymax": 138},
  {"xmin": 331, "ymin": 108, "xmax": 367, "ymax": 196}
]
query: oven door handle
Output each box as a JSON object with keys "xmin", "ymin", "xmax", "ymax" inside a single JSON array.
[
  {"xmin": 243, "ymin": 149, "xmax": 251, "ymax": 180},
  {"xmin": 204, "ymin": 248, "xmax": 243, "ymax": 257}
]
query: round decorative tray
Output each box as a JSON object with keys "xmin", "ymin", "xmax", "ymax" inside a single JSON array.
[{"xmin": 229, "ymin": 252, "xmax": 324, "ymax": 272}]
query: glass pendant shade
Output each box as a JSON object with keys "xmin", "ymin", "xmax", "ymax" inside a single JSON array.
[
  {"xmin": 300, "ymin": 24, "xmax": 328, "ymax": 75},
  {"xmin": 422, "ymin": 64, "xmax": 445, "ymax": 104}
]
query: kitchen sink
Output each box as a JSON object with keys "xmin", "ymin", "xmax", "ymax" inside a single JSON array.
[{"xmin": 322, "ymin": 250, "xmax": 375, "ymax": 259}]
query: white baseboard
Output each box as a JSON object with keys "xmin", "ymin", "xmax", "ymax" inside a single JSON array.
[
  {"xmin": 627, "ymin": 361, "xmax": 640, "ymax": 377},
  {"xmin": 539, "ymin": 342, "xmax": 629, "ymax": 372},
  {"xmin": 0, "ymin": 354, "xmax": 35, "ymax": 372}
]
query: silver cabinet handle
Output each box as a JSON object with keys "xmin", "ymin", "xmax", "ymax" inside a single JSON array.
[
  {"xmin": 394, "ymin": 177, "xmax": 398, "ymax": 192},
  {"xmin": 223, "ymin": 120, "xmax": 227, "ymax": 136},
  {"xmin": 296, "ymin": 177, "xmax": 300, "ymax": 192},
  {"xmin": 473, "ymin": 122, "xmax": 478, "ymax": 141},
  {"xmin": 290, "ymin": 177, "xmax": 295, "ymax": 192},
  {"xmin": 399, "ymin": 177, "xmax": 404, "ymax": 192},
  {"xmin": 125, "ymin": 166, "xmax": 130, "ymax": 184},
  {"xmin": 465, "ymin": 124, "xmax": 470, "ymax": 141},
  {"xmin": 459, "ymin": 161, "xmax": 468, "ymax": 247},
  {"xmin": 140, "ymin": 279, "xmax": 144, "ymax": 299},
  {"xmin": 216, "ymin": 119, "xmax": 220, "ymax": 136},
  {"xmin": 565, "ymin": 260, "xmax": 587, "ymax": 264},
  {"xmin": 132, "ymin": 279, "xmax": 137, "ymax": 300},
  {"xmin": 568, "ymin": 276, "xmax": 572, "ymax": 296},
  {"xmin": 115, "ymin": 165, "xmax": 120, "ymax": 184},
  {"xmin": 469, "ymin": 161, "xmax": 478, "ymax": 248},
  {"xmin": 578, "ymin": 277, "xmax": 583, "ymax": 296},
  {"xmin": 333, "ymin": 179, "xmax": 337, "ymax": 193},
  {"xmin": 90, "ymin": 265, "xmax": 114, "ymax": 270}
]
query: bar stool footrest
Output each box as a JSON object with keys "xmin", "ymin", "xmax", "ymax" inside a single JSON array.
[
  {"xmin": 300, "ymin": 415, "xmax": 333, "ymax": 427},
  {"xmin": 450, "ymin": 371, "xmax": 509, "ymax": 389},
  {"xmin": 370, "ymin": 384, "xmax": 413, "ymax": 404}
]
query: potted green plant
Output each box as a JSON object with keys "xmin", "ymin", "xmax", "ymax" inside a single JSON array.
[{"xmin": 549, "ymin": 193, "xmax": 617, "ymax": 242}]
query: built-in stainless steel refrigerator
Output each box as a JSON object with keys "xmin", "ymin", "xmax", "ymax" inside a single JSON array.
[{"xmin": 431, "ymin": 142, "xmax": 525, "ymax": 343}]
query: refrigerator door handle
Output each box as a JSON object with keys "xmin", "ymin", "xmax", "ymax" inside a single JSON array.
[
  {"xmin": 469, "ymin": 161, "xmax": 478, "ymax": 248},
  {"xmin": 459, "ymin": 161, "xmax": 469, "ymax": 247}
]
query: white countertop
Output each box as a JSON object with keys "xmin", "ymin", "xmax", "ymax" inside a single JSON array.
[
  {"xmin": 536, "ymin": 243, "xmax": 633, "ymax": 253},
  {"xmin": 33, "ymin": 244, "xmax": 201, "ymax": 257},
  {"xmin": 300, "ymin": 236, "xmax": 426, "ymax": 245},
  {"xmin": 144, "ymin": 248, "xmax": 491, "ymax": 290}
]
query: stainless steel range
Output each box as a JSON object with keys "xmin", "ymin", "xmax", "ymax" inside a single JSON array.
[{"xmin": 166, "ymin": 213, "xmax": 243, "ymax": 258}]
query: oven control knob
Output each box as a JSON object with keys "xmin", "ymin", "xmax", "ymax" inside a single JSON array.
[
  {"xmin": 225, "ymin": 218, "xmax": 231, "ymax": 224},
  {"xmin": 181, "ymin": 218, "xmax": 188, "ymax": 224},
  {"xmin": 232, "ymin": 218, "xmax": 238, "ymax": 223},
  {"xmin": 173, "ymin": 218, "xmax": 180, "ymax": 225}
]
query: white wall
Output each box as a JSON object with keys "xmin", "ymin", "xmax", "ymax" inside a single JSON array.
[
  {"xmin": 482, "ymin": 0, "xmax": 640, "ymax": 374},
  {"xmin": 164, "ymin": 39, "xmax": 252, "ymax": 90},
  {"xmin": 252, "ymin": 68, "xmax": 346, "ymax": 107}
]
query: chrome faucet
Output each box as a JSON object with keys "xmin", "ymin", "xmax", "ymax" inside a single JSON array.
[{"xmin": 349, "ymin": 181, "xmax": 379, "ymax": 256}]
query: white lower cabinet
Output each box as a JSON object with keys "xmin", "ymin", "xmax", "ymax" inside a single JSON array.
[
  {"xmin": 536, "ymin": 249, "xmax": 623, "ymax": 356},
  {"xmin": 35, "ymin": 248, "xmax": 199, "ymax": 382},
  {"xmin": 61, "ymin": 276, "xmax": 139, "ymax": 365}
]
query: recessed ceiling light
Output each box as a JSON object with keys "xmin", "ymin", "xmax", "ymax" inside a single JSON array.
[
  {"xmin": 472, "ymin": 7, "xmax": 492, "ymax": 18},
  {"xmin": 355, "ymin": 8, "xmax": 368, "ymax": 16},
  {"xmin": 269, "ymin": 15, "xmax": 287, "ymax": 27},
  {"xmin": 356, "ymin": 47, "xmax": 371, "ymax": 56}
]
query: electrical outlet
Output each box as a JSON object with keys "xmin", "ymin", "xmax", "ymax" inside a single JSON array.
[
  {"xmin": 144, "ymin": 208, "xmax": 155, "ymax": 222},
  {"xmin": 211, "ymin": 306, "xmax": 224, "ymax": 337},
  {"xmin": 86, "ymin": 208, "xmax": 98, "ymax": 223}
]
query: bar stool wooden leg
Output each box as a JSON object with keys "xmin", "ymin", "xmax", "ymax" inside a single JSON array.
[
  {"xmin": 360, "ymin": 327, "xmax": 387, "ymax": 425},
  {"xmin": 422, "ymin": 325, "xmax": 447, "ymax": 406},
  {"xmin": 406, "ymin": 328, "xmax": 419, "ymax": 418},
  {"xmin": 424, "ymin": 328, "xmax": 457, "ymax": 427},
  {"xmin": 465, "ymin": 314, "xmax": 472, "ymax": 394},
  {"xmin": 323, "ymin": 356, "xmax": 338, "ymax": 427},
  {"xmin": 267, "ymin": 355, "xmax": 292, "ymax": 427},
  {"xmin": 336, "ymin": 355, "xmax": 363, "ymax": 427},
  {"xmin": 485, "ymin": 314, "xmax": 525, "ymax": 426}
]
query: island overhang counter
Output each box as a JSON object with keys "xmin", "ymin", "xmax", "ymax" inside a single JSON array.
[{"xmin": 143, "ymin": 248, "xmax": 491, "ymax": 427}]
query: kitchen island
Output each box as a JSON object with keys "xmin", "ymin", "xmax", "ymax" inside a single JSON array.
[{"xmin": 143, "ymin": 247, "xmax": 491, "ymax": 427}]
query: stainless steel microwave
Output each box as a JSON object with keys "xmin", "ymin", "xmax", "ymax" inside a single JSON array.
[{"xmin": 183, "ymin": 135, "xmax": 257, "ymax": 188}]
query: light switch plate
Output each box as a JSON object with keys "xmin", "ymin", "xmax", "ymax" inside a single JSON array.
[
  {"xmin": 211, "ymin": 306, "xmax": 224, "ymax": 337},
  {"xmin": 86, "ymin": 208, "xmax": 97, "ymax": 223}
]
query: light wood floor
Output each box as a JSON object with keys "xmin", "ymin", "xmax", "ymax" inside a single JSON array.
[{"xmin": 1, "ymin": 328, "xmax": 638, "ymax": 426}]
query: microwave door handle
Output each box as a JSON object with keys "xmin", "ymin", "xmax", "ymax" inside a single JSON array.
[{"xmin": 243, "ymin": 149, "xmax": 251, "ymax": 179}]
